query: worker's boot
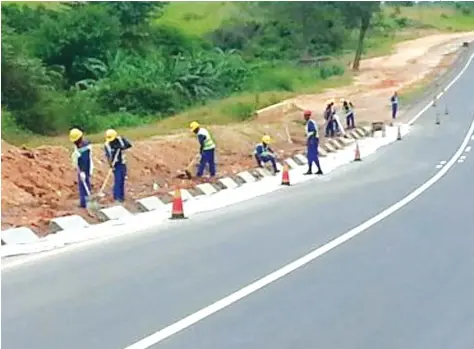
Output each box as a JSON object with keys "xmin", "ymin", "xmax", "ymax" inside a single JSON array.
[
  {"xmin": 304, "ymin": 168, "xmax": 312, "ymax": 175},
  {"xmin": 315, "ymin": 169, "xmax": 323, "ymax": 175}
]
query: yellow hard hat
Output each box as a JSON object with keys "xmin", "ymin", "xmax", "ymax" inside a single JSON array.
[
  {"xmin": 262, "ymin": 135, "xmax": 271, "ymax": 144},
  {"xmin": 189, "ymin": 121, "xmax": 200, "ymax": 132},
  {"xmin": 105, "ymin": 129, "xmax": 118, "ymax": 142},
  {"xmin": 69, "ymin": 128, "xmax": 83, "ymax": 143}
]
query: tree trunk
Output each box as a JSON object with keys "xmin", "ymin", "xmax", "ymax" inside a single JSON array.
[{"xmin": 352, "ymin": 19, "xmax": 369, "ymax": 71}]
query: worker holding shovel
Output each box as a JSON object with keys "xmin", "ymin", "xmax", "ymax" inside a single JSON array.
[
  {"xmin": 104, "ymin": 129, "xmax": 132, "ymax": 203},
  {"xmin": 69, "ymin": 128, "xmax": 94, "ymax": 209}
]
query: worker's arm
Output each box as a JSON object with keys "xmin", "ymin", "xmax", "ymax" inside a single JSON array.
[
  {"xmin": 77, "ymin": 143, "xmax": 92, "ymax": 173},
  {"xmin": 197, "ymin": 134, "xmax": 206, "ymax": 154},
  {"xmin": 118, "ymin": 137, "xmax": 132, "ymax": 150}
]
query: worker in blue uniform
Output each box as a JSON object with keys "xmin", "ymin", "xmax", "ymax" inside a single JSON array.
[
  {"xmin": 391, "ymin": 91, "xmax": 398, "ymax": 122},
  {"xmin": 190, "ymin": 121, "xmax": 216, "ymax": 178},
  {"xmin": 341, "ymin": 98, "xmax": 355, "ymax": 129},
  {"xmin": 104, "ymin": 129, "xmax": 132, "ymax": 203},
  {"xmin": 324, "ymin": 99, "xmax": 336, "ymax": 137},
  {"xmin": 69, "ymin": 128, "xmax": 93, "ymax": 208},
  {"xmin": 304, "ymin": 110, "xmax": 323, "ymax": 175},
  {"xmin": 254, "ymin": 135, "xmax": 280, "ymax": 174}
]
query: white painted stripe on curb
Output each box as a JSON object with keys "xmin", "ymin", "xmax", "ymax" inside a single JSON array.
[
  {"xmin": 121, "ymin": 114, "xmax": 474, "ymax": 349},
  {"xmin": 408, "ymin": 52, "xmax": 474, "ymax": 125}
]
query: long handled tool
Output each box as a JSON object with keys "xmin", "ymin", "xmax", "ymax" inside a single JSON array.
[
  {"xmin": 184, "ymin": 154, "xmax": 201, "ymax": 179},
  {"xmin": 80, "ymin": 175, "xmax": 100, "ymax": 211},
  {"xmin": 96, "ymin": 149, "xmax": 121, "ymax": 198}
]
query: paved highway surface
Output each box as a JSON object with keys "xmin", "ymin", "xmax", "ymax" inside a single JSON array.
[{"xmin": 3, "ymin": 51, "xmax": 474, "ymax": 349}]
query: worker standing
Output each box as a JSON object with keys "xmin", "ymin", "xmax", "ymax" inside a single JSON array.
[
  {"xmin": 341, "ymin": 98, "xmax": 355, "ymax": 129},
  {"xmin": 190, "ymin": 121, "xmax": 216, "ymax": 178},
  {"xmin": 69, "ymin": 128, "xmax": 93, "ymax": 208},
  {"xmin": 324, "ymin": 99, "xmax": 336, "ymax": 138},
  {"xmin": 254, "ymin": 135, "xmax": 280, "ymax": 174},
  {"xmin": 303, "ymin": 110, "xmax": 323, "ymax": 175},
  {"xmin": 104, "ymin": 129, "xmax": 132, "ymax": 203},
  {"xmin": 391, "ymin": 91, "xmax": 399, "ymax": 123}
]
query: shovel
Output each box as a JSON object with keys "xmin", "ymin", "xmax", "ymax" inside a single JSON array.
[
  {"xmin": 80, "ymin": 175, "xmax": 100, "ymax": 212},
  {"xmin": 95, "ymin": 149, "xmax": 121, "ymax": 199},
  {"xmin": 177, "ymin": 154, "xmax": 200, "ymax": 179}
]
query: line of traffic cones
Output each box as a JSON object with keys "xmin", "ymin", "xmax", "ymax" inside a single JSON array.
[{"xmin": 170, "ymin": 188, "xmax": 187, "ymax": 219}]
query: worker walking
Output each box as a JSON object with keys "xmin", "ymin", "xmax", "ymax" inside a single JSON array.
[
  {"xmin": 303, "ymin": 110, "xmax": 323, "ymax": 175},
  {"xmin": 341, "ymin": 98, "xmax": 355, "ymax": 129},
  {"xmin": 391, "ymin": 91, "xmax": 399, "ymax": 123},
  {"xmin": 254, "ymin": 135, "xmax": 280, "ymax": 174},
  {"xmin": 69, "ymin": 128, "xmax": 93, "ymax": 208},
  {"xmin": 190, "ymin": 121, "xmax": 216, "ymax": 178},
  {"xmin": 104, "ymin": 129, "xmax": 132, "ymax": 203}
]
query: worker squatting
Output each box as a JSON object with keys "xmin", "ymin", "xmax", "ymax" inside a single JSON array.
[{"xmin": 68, "ymin": 93, "xmax": 398, "ymax": 207}]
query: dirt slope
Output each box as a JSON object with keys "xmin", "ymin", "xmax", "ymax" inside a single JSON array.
[{"xmin": 2, "ymin": 32, "xmax": 473, "ymax": 234}]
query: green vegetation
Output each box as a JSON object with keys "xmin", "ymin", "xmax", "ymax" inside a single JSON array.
[{"xmin": 2, "ymin": 1, "xmax": 474, "ymax": 146}]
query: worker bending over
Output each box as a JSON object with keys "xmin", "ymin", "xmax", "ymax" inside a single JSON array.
[
  {"xmin": 254, "ymin": 135, "xmax": 280, "ymax": 174},
  {"xmin": 391, "ymin": 91, "xmax": 398, "ymax": 123},
  {"xmin": 303, "ymin": 110, "xmax": 323, "ymax": 175},
  {"xmin": 104, "ymin": 129, "xmax": 132, "ymax": 203},
  {"xmin": 69, "ymin": 128, "xmax": 93, "ymax": 208},
  {"xmin": 341, "ymin": 98, "xmax": 355, "ymax": 129},
  {"xmin": 190, "ymin": 121, "xmax": 216, "ymax": 178}
]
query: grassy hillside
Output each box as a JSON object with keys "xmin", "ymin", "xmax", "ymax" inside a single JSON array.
[{"xmin": 2, "ymin": 1, "xmax": 474, "ymax": 147}]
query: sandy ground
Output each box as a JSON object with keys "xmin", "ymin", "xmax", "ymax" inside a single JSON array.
[{"xmin": 2, "ymin": 31, "xmax": 474, "ymax": 235}]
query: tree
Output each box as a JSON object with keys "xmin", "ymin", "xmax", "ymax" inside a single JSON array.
[
  {"xmin": 90, "ymin": 2, "xmax": 169, "ymax": 50},
  {"xmin": 34, "ymin": 5, "xmax": 121, "ymax": 84},
  {"xmin": 337, "ymin": 2, "xmax": 381, "ymax": 71}
]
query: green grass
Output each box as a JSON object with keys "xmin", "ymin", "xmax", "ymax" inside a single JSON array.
[
  {"xmin": 156, "ymin": 1, "xmax": 238, "ymax": 37},
  {"xmin": 397, "ymin": 5, "xmax": 474, "ymax": 32},
  {"xmin": 16, "ymin": 74, "xmax": 352, "ymax": 148}
]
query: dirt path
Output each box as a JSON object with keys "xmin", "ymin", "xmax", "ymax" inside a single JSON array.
[{"xmin": 2, "ymin": 31, "xmax": 474, "ymax": 234}]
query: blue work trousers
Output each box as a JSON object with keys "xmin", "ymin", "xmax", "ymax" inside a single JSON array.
[
  {"xmin": 197, "ymin": 149, "xmax": 216, "ymax": 177},
  {"xmin": 255, "ymin": 155, "xmax": 277, "ymax": 172},
  {"xmin": 346, "ymin": 113, "xmax": 355, "ymax": 128},
  {"xmin": 392, "ymin": 104, "xmax": 398, "ymax": 119},
  {"xmin": 307, "ymin": 138, "xmax": 322, "ymax": 172},
  {"xmin": 325, "ymin": 120, "xmax": 335, "ymax": 137},
  {"xmin": 113, "ymin": 163, "xmax": 127, "ymax": 202},
  {"xmin": 78, "ymin": 173, "xmax": 91, "ymax": 208}
]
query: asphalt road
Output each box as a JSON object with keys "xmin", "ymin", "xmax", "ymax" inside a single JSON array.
[{"xmin": 2, "ymin": 52, "xmax": 474, "ymax": 349}]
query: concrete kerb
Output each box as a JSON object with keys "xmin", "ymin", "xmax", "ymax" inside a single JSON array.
[
  {"xmin": 196, "ymin": 183, "xmax": 219, "ymax": 196},
  {"xmin": 136, "ymin": 196, "xmax": 167, "ymax": 212},
  {"xmin": 49, "ymin": 215, "xmax": 90, "ymax": 233},
  {"xmin": 218, "ymin": 177, "xmax": 240, "ymax": 190},
  {"xmin": 98, "ymin": 205, "xmax": 134, "ymax": 222}
]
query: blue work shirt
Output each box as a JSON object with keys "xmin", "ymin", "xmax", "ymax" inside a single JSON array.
[
  {"xmin": 391, "ymin": 95, "xmax": 398, "ymax": 107},
  {"xmin": 104, "ymin": 136, "xmax": 132, "ymax": 167},
  {"xmin": 73, "ymin": 139, "xmax": 93, "ymax": 175},
  {"xmin": 254, "ymin": 143, "xmax": 274, "ymax": 158}
]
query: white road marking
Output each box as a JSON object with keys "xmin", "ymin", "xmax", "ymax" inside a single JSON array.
[
  {"xmin": 460, "ymin": 155, "xmax": 467, "ymax": 160},
  {"xmin": 440, "ymin": 160, "xmax": 447, "ymax": 165},
  {"xmin": 465, "ymin": 146, "xmax": 472, "ymax": 152},
  {"xmin": 458, "ymin": 159, "xmax": 465, "ymax": 163},
  {"xmin": 436, "ymin": 164, "xmax": 443, "ymax": 169},
  {"xmin": 471, "ymin": 135, "xmax": 474, "ymax": 141},
  {"xmin": 408, "ymin": 53, "xmax": 474, "ymax": 125},
  {"xmin": 121, "ymin": 115, "xmax": 474, "ymax": 349}
]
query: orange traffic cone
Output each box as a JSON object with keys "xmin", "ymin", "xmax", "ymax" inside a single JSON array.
[
  {"xmin": 170, "ymin": 188, "xmax": 186, "ymax": 219},
  {"xmin": 354, "ymin": 142, "xmax": 361, "ymax": 161},
  {"xmin": 397, "ymin": 125, "xmax": 402, "ymax": 141},
  {"xmin": 281, "ymin": 163, "xmax": 290, "ymax": 186}
]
